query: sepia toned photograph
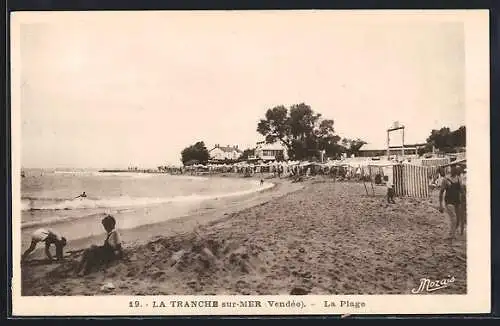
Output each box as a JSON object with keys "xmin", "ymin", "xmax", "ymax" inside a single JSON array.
[{"xmin": 10, "ymin": 10, "xmax": 490, "ymax": 315}]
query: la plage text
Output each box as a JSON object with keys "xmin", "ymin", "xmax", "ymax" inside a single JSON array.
[{"xmin": 324, "ymin": 300, "xmax": 366, "ymax": 309}]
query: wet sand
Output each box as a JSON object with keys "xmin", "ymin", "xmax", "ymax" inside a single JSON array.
[{"xmin": 21, "ymin": 178, "xmax": 466, "ymax": 296}]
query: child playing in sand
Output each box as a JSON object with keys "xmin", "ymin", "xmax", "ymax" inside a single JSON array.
[
  {"xmin": 22, "ymin": 228, "xmax": 67, "ymax": 262},
  {"xmin": 75, "ymin": 215, "xmax": 123, "ymax": 276},
  {"xmin": 386, "ymin": 181, "xmax": 396, "ymax": 204}
]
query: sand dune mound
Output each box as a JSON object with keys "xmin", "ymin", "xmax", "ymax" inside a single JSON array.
[
  {"xmin": 23, "ymin": 232, "xmax": 269, "ymax": 295},
  {"xmin": 132, "ymin": 232, "xmax": 267, "ymax": 279},
  {"xmin": 84, "ymin": 232, "xmax": 270, "ymax": 295}
]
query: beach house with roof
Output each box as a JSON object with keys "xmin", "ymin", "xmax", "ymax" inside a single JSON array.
[
  {"xmin": 209, "ymin": 144, "xmax": 243, "ymax": 162},
  {"xmin": 253, "ymin": 140, "xmax": 288, "ymax": 161},
  {"xmin": 358, "ymin": 142, "xmax": 427, "ymax": 158}
]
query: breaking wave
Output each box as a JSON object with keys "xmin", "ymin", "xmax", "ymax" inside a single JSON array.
[
  {"xmin": 53, "ymin": 171, "xmax": 155, "ymax": 179},
  {"xmin": 21, "ymin": 181, "xmax": 274, "ymax": 212}
]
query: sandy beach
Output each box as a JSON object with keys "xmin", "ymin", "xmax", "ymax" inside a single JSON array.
[{"xmin": 21, "ymin": 177, "xmax": 466, "ymax": 296}]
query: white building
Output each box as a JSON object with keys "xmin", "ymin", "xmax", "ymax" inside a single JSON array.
[
  {"xmin": 209, "ymin": 144, "xmax": 242, "ymax": 161},
  {"xmin": 253, "ymin": 140, "xmax": 288, "ymax": 161},
  {"xmin": 358, "ymin": 142, "xmax": 427, "ymax": 158}
]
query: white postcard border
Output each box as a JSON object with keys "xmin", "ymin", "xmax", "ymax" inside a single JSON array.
[{"xmin": 10, "ymin": 9, "xmax": 490, "ymax": 316}]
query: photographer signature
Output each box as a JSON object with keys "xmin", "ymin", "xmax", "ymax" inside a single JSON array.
[{"xmin": 411, "ymin": 276, "xmax": 455, "ymax": 294}]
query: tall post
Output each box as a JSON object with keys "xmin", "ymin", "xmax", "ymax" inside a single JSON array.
[
  {"xmin": 387, "ymin": 130, "xmax": 390, "ymax": 159},
  {"xmin": 388, "ymin": 123, "xmax": 405, "ymax": 161},
  {"xmin": 402, "ymin": 127, "xmax": 405, "ymax": 158}
]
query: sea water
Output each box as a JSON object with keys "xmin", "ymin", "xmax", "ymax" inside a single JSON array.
[{"xmin": 19, "ymin": 169, "xmax": 273, "ymax": 246}]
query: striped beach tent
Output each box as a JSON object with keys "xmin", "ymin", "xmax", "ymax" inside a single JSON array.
[{"xmin": 393, "ymin": 163, "xmax": 431, "ymax": 198}]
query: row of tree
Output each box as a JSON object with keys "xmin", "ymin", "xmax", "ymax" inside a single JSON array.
[
  {"xmin": 180, "ymin": 141, "xmax": 210, "ymax": 166},
  {"xmin": 425, "ymin": 126, "xmax": 466, "ymax": 153},
  {"xmin": 180, "ymin": 103, "xmax": 466, "ymax": 165},
  {"xmin": 256, "ymin": 103, "xmax": 366, "ymax": 161}
]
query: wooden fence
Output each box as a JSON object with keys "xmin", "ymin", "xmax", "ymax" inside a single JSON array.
[{"xmin": 421, "ymin": 157, "xmax": 450, "ymax": 167}]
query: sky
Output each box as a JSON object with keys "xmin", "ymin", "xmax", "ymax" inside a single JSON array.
[{"xmin": 17, "ymin": 11, "xmax": 466, "ymax": 168}]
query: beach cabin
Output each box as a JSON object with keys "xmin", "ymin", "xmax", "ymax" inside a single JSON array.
[
  {"xmin": 209, "ymin": 144, "xmax": 243, "ymax": 162},
  {"xmin": 358, "ymin": 143, "xmax": 427, "ymax": 158},
  {"xmin": 254, "ymin": 141, "xmax": 288, "ymax": 162}
]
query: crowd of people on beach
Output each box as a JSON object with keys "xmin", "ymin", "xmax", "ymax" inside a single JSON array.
[{"xmin": 159, "ymin": 161, "xmax": 383, "ymax": 182}]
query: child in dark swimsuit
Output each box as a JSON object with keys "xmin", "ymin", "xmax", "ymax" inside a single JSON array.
[
  {"xmin": 76, "ymin": 215, "xmax": 123, "ymax": 276},
  {"xmin": 386, "ymin": 182, "xmax": 396, "ymax": 204}
]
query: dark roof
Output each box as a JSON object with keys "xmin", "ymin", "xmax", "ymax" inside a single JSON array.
[
  {"xmin": 388, "ymin": 143, "xmax": 427, "ymax": 149},
  {"xmin": 210, "ymin": 146, "xmax": 242, "ymax": 153},
  {"xmin": 361, "ymin": 143, "xmax": 427, "ymax": 151}
]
